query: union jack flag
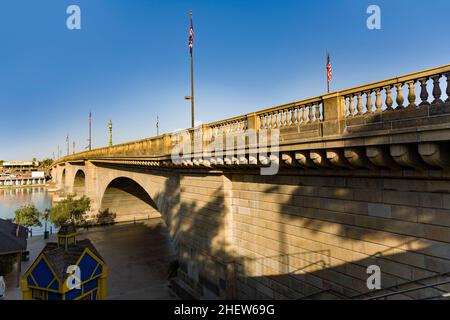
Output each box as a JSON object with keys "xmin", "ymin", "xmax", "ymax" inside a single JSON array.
[
  {"xmin": 326, "ymin": 51, "xmax": 332, "ymax": 82},
  {"xmin": 188, "ymin": 16, "xmax": 194, "ymax": 55}
]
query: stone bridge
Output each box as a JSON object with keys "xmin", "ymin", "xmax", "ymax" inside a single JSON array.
[{"xmin": 51, "ymin": 65, "xmax": 450, "ymax": 300}]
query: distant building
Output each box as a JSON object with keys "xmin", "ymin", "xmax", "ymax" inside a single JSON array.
[
  {"xmin": 21, "ymin": 225, "xmax": 108, "ymax": 300},
  {"xmin": 0, "ymin": 171, "xmax": 46, "ymax": 187},
  {"xmin": 1, "ymin": 161, "xmax": 39, "ymax": 173}
]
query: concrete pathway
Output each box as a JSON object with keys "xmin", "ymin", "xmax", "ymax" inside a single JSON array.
[{"xmin": 4, "ymin": 218, "xmax": 179, "ymax": 300}]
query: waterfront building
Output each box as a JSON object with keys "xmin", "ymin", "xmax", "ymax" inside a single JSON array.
[
  {"xmin": 21, "ymin": 225, "xmax": 107, "ymax": 300},
  {"xmin": 0, "ymin": 171, "xmax": 46, "ymax": 187},
  {"xmin": 1, "ymin": 161, "xmax": 39, "ymax": 173}
]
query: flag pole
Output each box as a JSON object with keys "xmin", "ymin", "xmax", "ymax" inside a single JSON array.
[
  {"xmin": 190, "ymin": 10, "xmax": 195, "ymax": 128},
  {"xmin": 157, "ymin": 116, "xmax": 159, "ymax": 136},
  {"xmin": 66, "ymin": 134, "xmax": 70, "ymax": 156},
  {"xmin": 88, "ymin": 111, "xmax": 92, "ymax": 151}
]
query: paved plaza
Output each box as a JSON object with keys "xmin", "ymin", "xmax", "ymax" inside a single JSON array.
[{"xmin": 4, "ymin": 218, "xmax": 178, "ymax": 300}]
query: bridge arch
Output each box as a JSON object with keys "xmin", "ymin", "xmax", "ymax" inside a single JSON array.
[
  {"xmin": 73, "ymin": 170, "xmax": 86, "ymax": 196},
  {"xmin": 99, "ymin": 177, "xmax": 162, "ymax": 223}
]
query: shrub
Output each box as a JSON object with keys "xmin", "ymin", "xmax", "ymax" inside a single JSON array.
[
  {"xmin": 50, "ymin": 194, "xmax": 91, "ymax": 227},
  {"xmin": 96, "ymin": 209, "xmax": 116, "ymax": 226}
]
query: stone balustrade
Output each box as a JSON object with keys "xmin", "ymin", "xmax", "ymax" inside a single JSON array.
[
  {"xmin": 257, "ymin": 98, "xmax": 323, "ymax": 129},
  {"xmin": 55, "ymin": 64, "xmax": 450, "ymax": 171},
  {"xmin": 209, "ymin": 115, "xmax": 248, "ymax": 136},
  {"xmin": 342, "ymin": 65, "xmax": 450, "ymax": 116}
]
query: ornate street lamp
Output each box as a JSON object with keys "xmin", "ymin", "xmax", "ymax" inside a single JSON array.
[
  {"xmin": 108, "ymin": 120, "xmax": 113, "ymax": 147},
  {"xmin": 44, "ymin": 208, "xmax": 50, "ymax": 239}
]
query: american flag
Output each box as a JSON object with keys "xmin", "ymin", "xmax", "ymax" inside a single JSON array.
[
  {"xmin": 326, "ymin": 51, "xmax": 332, "ymax": 82},
  {"xmin": 188, "ymin": 15, "xmax": 194, "ymax": 55}
]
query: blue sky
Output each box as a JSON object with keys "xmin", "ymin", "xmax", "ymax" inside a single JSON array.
[{"xmin": 0, "ymin": 0, "xmax": 449, "ymax": 160}]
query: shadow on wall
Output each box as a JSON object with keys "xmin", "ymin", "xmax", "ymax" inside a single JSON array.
[
  {"xmin": 163, "ymin": 173, "xmax": 239, "ymax": 299},
  {"xmin": 98, "ymin": 167, "xmax": 450, "ymax": 300},
  {"xmin": 230, "ymin": 172, "xmax": 450, "ymax": 300},
  {"xmin": 100, "ymin": 177, "xmax": 161, "ymax": 223}
]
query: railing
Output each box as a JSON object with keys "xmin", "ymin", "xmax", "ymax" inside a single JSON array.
[
  {"xmin": 342, "ymin": 64, "xmax": 450, "ymax": 116},
  {"xmin": 298, "ymin": 271, "xmax": 450, "ymax": 300},
  {"xmin": 55, "ymin": 64, "xmax": 450, "ymax": 164},
  {"xmin": 365, "ymin": 279, "xmax": 450, "ymax": 300},
  {"xmin": 208, "ymin": 115, "xmax": 248, "ymax": 136},
  {"xmin": 257, "ymin": 97, "xmax": 323, "ymax": 129}
]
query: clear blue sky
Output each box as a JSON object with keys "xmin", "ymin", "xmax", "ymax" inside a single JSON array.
[{"xmin": 1, "ymin": 0, "xmax": 449, "ymax": 160}]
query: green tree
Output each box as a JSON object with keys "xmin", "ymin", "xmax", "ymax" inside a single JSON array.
[
  {"xmin": 14, "ymin": 205, "xmax": 42, "ymax": 228},
  {"xmin": 50, "ymin": 194, "xmax": 91, "ymax": 227},
  {"xmin": 39, "ymin": 158, "xmax": 53, "ymax": 169}
]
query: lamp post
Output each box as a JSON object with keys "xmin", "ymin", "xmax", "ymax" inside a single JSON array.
[
  {"xmin": 108, "ymin": 120, "xmax": 113, "ymax": 147},
  {"xmin": 185, "ymin": 95, "xmax": 194, "ymax": 128},
  {"xmin": 44, "ymin": 208, "xmax": 50, "ymax": 239}
]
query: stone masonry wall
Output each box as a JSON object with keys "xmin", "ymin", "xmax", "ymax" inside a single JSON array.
[{"xmin": 231, "ymin": 172, "xmax": 450, "ymax": 299}]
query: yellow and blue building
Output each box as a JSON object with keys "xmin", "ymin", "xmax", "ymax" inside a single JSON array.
[{"xmin": 21, "ymin": 225, "xmax": 108, "ymax": 300}]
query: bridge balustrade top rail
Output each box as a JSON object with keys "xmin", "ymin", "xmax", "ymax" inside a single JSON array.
[{"xmin": 56, "ymin": 64, "xmax": 450, "ymax": 164}]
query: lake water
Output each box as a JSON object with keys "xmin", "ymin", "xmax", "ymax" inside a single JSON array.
[{"xmin": 0, "ymin": 187, "xmax": 57, "ymax": 236}]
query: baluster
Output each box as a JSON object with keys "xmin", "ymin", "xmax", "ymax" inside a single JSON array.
[
  {"xmin": 291, "ymin": 108, "xmax": 296, "ymax": 125},
  {"xmin": 275, "ymin": 112, "xmax": 279, "ymax": 128},
  {"xmin": 431, "ymin": 75, "xmax": 443, "ymax": 104},
  {"xmin": 296, "ymin": 106, "xmax": 301, "ymax": 124},
  {"xmin": 375, "ymin": 89, "xmax": 382, "ymax": 112},
  {"xmin": 407, "ymin": 80, "xmax": 416, "ymax": 108},
  {"xmin": 302, "ymin": 105, "xmax": 307, "ymax": 123},
  {"xmin": 261, "ymin": 115, "xmax": 266, "ymax": 129},
  {"xmin": 280, "ymin": 110, "xmax": 285, "ymax": 127},
  {"xmin": 269, "ymin": 113, "xmax": 274, "ymax": 128},
  {"xmin": 419, "ymin": 78, "xmax": 429, "ymax": 106},
  {"xmin": 348, "ymin": 95, "xmax": 355, "ymax": 116},
  {"xmin": 357, "ymin": 93, "xmax": 364, "ymax": 115},
  {"xmin": 365, "ymin": 90, "xmax": 373, "ymax": 113},
  {"xmin": 395, "ymin": 83, "xmax": 404, "ymax": 108},
  {"xmin": 385, "ymin": 86, "xmax": 393, "ymax": 110},
  {"xmin": 314, "ymin": 103, "xmax": 321, "ymax": 122},
  {"xmin": 307, "ymin": 104, "xmax": 312, "ymax": 123},
  {"xmin": 286, "ymin": 108, "xmax": 292, "ymax": 126},
  {"xmin": 445, "ymin": 73, "xmax": 450, "ymax": 103}
]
